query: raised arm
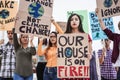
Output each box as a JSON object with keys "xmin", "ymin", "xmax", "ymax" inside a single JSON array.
[
  {"xmin": 98, "ymin": 19, "xmax": 106, "ymax": 30},
  {"xmin": 29, "ymin": 35, "xmax": 35, "ymax": 47},
  {"xmin": 95, "ymin": 8, "xmax": 117, "ymax": 41},
  {"xmin": 37, "ymin": 39, "xmax": 46, "ymax": 56},
  {"xmin": 13, "ymin": 28, "xmax": 20, "ymax": 51},
  {"xmin": 95, "ymin": 8, "xmax": 106, "ymax": 30},
  {"xmin": 51, "ymin": 19, "xmax": 64, "ymax": 34}
]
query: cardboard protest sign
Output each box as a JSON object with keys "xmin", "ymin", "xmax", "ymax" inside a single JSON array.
[
  {"xmin": 57, "ymin": 33, "xmax": 89, "ymax": 78},
  {"xmin": 96, "ymin": 0, "xmax": 120, "ymax": 19},
  {"xmin": 56, "ymin": 21, "xmax": 66, "ymax": 32},
  {"xmin": 0, "ymin": 0, "xmax": 18, "ymax": 30},
  {"xmin": 89, "ymin": 12, "xmax": 114, "ymax": 40},
  {"xmin": 15, "ymin": 0, "xmax": 53, "ymax": 37},
  {"xmin": 67, "ymin": 10, "xmax": 89, "ymax": 33}
]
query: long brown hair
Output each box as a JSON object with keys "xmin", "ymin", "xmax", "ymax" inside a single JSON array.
[
  {"xmin": 65, "ymin": 13, "xmax": 85, "ymax": 33},
  {"xmin": 46, "ymin": 31, "xmax": 57, "ymax": 52}
]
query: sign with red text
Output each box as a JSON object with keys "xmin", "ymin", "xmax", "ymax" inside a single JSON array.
[
  {"xmin": 0, "ymin": 0, "xmax": 18, "ymax": 30},
  {"xmin": 96, "ymin": 0, "xmax": 120, "ymax": 19},
  {"xmin": 15, "ymin": 0, "xmax": 53, "ymax": 37},
  {"xmin": 57, "ymin": 33, "xmax": 89, "ymax": 78}
]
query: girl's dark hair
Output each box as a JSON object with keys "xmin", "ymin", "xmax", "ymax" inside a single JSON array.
[
  {"xmin": 43, "ymin": 38, "xmax": 47, "ymax": 45},
  {"xmin": 65, "ymin": 13, "xmax": 85, "ymax": 33},
  {"xmin": 38, "ymin": 38, "xmax": 47, "ymax": 45},
  {"xmin": 46, "ymin": 31, "xmax": 57, "ymax": 51}
]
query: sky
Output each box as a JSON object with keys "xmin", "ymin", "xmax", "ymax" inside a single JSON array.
[
  {"xmin": 52, "ymin": 0, "xmax": 120, "ymax": 51},
  {"xmin": 1, "ymin": 0, "xmax": 120, "ymax": 51},
  {"xmin": 52, "ymin": 0, "xmax": 97, "ymax": 21}
]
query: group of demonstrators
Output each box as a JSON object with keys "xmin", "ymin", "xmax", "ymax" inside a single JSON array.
[
  {"xmin": 0, "ymin": 29, "xmax": 36, "ymax": 80},
  {"xmin": 96, "ymin": 8, "xmax": 120, "ymax": 80},
  {"xmin": 0, "ymin": 1, "xmax": 120, "ymax": 80},
  {"xmin": 37, "ymin": 13, "xmax": 92, "ymax": 80}
]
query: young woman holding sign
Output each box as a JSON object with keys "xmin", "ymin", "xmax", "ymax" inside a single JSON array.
[
  {"xmin": 52, "ymin": 13, "xmax": 94, "ymax": 80},
  {"xmin": 37, "ymin": 32, "xmax": 60, "ymax": 80},
  {"xmin": 13, "ymin": 29, "xmax": 36, "ymax": 80}
]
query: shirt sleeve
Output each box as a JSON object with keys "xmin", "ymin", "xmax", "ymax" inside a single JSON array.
[
  {"xmin": 88, "ymin": 34, "xmax": 92, "ymax": 42},
  {"xmin": 104, "ymin": 28, "xmax": 118, "ymax": 41},
  {"xmin": 13, "ymin": 28, "xmax": 20, "ymax": 51}
]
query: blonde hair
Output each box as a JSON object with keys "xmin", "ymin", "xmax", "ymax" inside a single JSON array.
[{"xmin": 19, "ymin": 34, "xmax": 29, "ymax": 45}]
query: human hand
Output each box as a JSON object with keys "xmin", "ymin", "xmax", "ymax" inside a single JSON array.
[
  {"xmin": 95, "ymin": 8, "xmax": 102, "ymax": 22},
  {"xmin": 38, "ymin": 37, "xmax": 43, "ymax": 42},
  {"xmin": 95, "ymin": 8, "xmax": 99, "ymax": 16},
  {"xmin": 87, "ymin": 53, "xmax": 92, "ymax": 60},
  {"xmin": 0, "ymin": 39, "xmax": 4, "ymax": 44},
  {"xmin": 102, "ymin": 48, "xmax": 106, "ymax": 56},
  {"xmin": 51, "ymin": 17, "xmax": 55, "ymax": 24}
]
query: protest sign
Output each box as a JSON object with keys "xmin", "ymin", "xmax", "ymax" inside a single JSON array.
[
  {"xmin": 57, "ymin": 33, "xmax": 89, "ymax": 78},
  {"xmin": 96, "ymin": 0, "xmax": 120, "ymax": 19},
  {"xmin": 0, "ymin": 0, "xmax": 18, "ymax": 30},
  {"xmin": 15, "ymin": 0, "xmax": 53, "ymax": 37},
  {"xmin": 89, "ymin": 12, "xmax": 114, "ymax": 40},
  {"xmin": 56, "ymin": 21, "xmax": 66, "ymax": 32}
]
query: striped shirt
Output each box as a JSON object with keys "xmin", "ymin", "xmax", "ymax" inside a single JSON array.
[
  {"xmin": 98, "ymin": 49, "xmax": 117, "ymax": 79},
  {"xmin": 0, "ymin": 42, "xmax": 16, "ymax": 78}
]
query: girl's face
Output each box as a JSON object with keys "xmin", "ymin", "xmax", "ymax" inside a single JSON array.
[
  {"xmin": 20, "ymin": 34, "xmax": 29, "ymax": 44},
  {"xmin": 49, "ymin": 33, "xmax": 57, "ymax": 44},
  {"xmin": 70, "ymin": 15, "xmax": 80, "ymax": 29}
]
